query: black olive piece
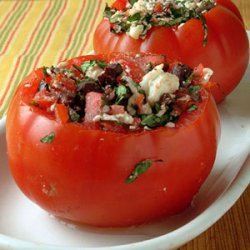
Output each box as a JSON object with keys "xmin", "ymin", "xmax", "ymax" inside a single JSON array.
[
  {"xmin": 162, "ymin": 63, "xmax": 169, "ymax": 72},
  {"xmin": 105, "ymin": 63, "xmax": 123, "ymax": 77},
  {"xmin": 77, "ymin": 80, "xmax": 103, "ymax": 95},
  {"xmin": 98, "ymin": 73, "xmax": 117, "ymax": 86},
  {"xmin": 171, "ymin": 63, "xmax": 193, "ymax": 86}
]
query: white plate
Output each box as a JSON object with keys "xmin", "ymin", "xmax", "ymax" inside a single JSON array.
[{"xmin": 0, "ymin": 69, "xmax": 250, "ymax": 250}]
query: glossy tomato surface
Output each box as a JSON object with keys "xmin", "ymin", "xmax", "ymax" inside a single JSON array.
[
  {"xmin": 6, "ymin": 53, "xmax": 220, "ymax": 227},
  {"xmin": 94, "ymin": 0, "xmax": 249, "ymax": 103}
]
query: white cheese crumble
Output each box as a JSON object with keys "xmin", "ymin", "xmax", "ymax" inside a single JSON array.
[
  {"xmin": 85, "ymin": 65, "xmax": 104, "ymax": 80},
  {"xmin": 139, "ymin": 64, "xmax": 179, "ymax": 106},
  {"xmin": 93, "ymin": 113, "xmax": 134, "ymax": 125},
  {"xmin": 202, "ymin": 68, "xmax": 213, "ymax": 83},
  {"xmin": 123, "ymin": 75, "xmax": 152, "ymax": 115},
  {"xmin": 128, "ymin": 24, "xmax": 144, "ymax": 39}
]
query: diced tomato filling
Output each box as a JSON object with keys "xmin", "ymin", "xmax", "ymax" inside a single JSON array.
[
  {"xmin": 55, "ymin": 104, "xmax": 69, "ymax": 124},
  {"xmin": 84, "ymin": 92, "xmax": 103, "ymax": 123},
  {"xmin": 33, "ymin": 89, "xmax": 57, "ymax": 109},
  {"xmin": 110, "ymin": 105, "xmax": 125, "ymax": 115}
]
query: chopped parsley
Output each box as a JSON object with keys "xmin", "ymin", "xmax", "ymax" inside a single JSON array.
[
  {"xmin": 81, "ymin": 60, "xmax": 107, "ymax": 73},
  {"xmin": 40, "ymin": 132, "xmax": 55, "ymax": 144}
]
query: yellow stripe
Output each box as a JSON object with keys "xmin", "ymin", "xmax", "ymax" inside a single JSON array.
[
  {"xmin": 0, "ymin": 0, "xmax": 113, "ymax": 117},
  {"xmin": 39, "ymin": 0, "xmax": 83, "ymax": 66}
]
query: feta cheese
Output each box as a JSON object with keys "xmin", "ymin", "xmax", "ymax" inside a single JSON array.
[
  {"xmin": 139, "ymin": 64, "xmax": 179, "ymax": 106},
  {"xmin": 128, "ymin": 24, "xmax": 144, "ymax": 39},
  {"xmin": 85, "ymin": 65, "xmax": 104, "ymax": 80},
  {"xmin": 93, "ymin": 113, "xmax": 134, "ymax": 125},
  {"xmin": 202, "ymin": 68, "xmax": 213, "ymax": 83}
]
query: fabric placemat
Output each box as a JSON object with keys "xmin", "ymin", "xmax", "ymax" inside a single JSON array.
[{"xmin": 0, "ymin": 0, "xmax": 113, "ymax": 117}]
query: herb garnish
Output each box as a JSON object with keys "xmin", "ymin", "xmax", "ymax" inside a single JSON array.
[
  {"xmin": 126, "ymin": 159, "xmax": 163, "ymax": 184},
  {"xmin": 40, "ymin": 132, "xmax": 55, "ymax": 144},
  {"xmin": 81, "ymin": 60, "xmax": 107, "ymax": 73},
  {"xmin": 187, "ymin": 104, "xmax": 198, "ymax": 112}
]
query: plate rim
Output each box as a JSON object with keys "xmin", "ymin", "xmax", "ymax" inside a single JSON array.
[{"xmin": 0, "ymin": 115, "xmax": 249, "ymax": 250}]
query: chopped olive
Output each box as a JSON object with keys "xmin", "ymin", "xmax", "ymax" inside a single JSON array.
[
  {"xmin": 77, "ymin": 80, "xmax": 103, "ymax": 95},
  {"xmin": 171, "ymin": 64, "xmax": 193, "ymax": 86}
]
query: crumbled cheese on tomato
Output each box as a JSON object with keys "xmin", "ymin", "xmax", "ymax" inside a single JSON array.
[
  {"xmin": 93, "ymin": 113, "xmax": 134, "ymax": 125},
  {"xmin": 139, "ymin": 64, "xmax": 179, "ymax": 106},
  {"xmin": 202, "ymin": 68, "xmax": 213, "ymax": 83},
  {"xmin": 123, "ymin": 75, "xmax": 153, "ymax": 115},
  {"xmin": 128, "ymin": 24, "xmax": 144, "ymax": 39},
  {"xmin": 85, "ymin": 65, "xmax": 104, "ymax": 80}
]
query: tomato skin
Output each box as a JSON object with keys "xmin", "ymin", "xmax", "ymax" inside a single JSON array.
[
  {"xmin": 94, "ymin": 0, "xmax": 249, "ymax": 103},
  {"xmin": 6, "ymin": 54, "xmax": 220, "ymax": 227}
]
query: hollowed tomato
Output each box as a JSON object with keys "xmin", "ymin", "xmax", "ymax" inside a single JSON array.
[
  {"xmin": 94, "ymin": 0, "xmax": 249, "ymax": 103},
  {"xmin": 6, "ymin": 53, "xmax": 220, "ymax": 227}
]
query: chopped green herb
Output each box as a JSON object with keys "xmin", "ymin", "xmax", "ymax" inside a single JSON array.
[
  {"xmin": 42, "ymin": 67, "xmax": 49, "ymax": 77},
  {"xmin": 69, "ymin": 108, "xmax": 80, "ymax": 122},
  {"xmin": 72, "ymin": 64, "xmax": 83, "ymax": 73},
  {"xmin": 115, "ymin": 85, "xmax": 127, "ymax": 104},
  {"xmin": 104, "ymin": 4, "xmax": 112, "ymax": 19},
  {"xmin": 81, "ymin": 60, "xmax": 107, "ymax": 73},
  {"xmin": 187, "ymin": 104, "xmax": 198, "ymax": 112},
  {"xmin": 128, "ymin": 13, "xmax": 141, "ymax": 22},
  {"xmin": 126, "ymin": 159, "xmax": 163, "ymax": 184},
  {"xmin": 189, "ymin": 85, "xmax": 201, "ymax": 93},
  {"xmin": 40, "ymin": 132, "xmax": 55, "ymax": 144},
  {"xmin": 141, "ymin": 114, "xmax": 170, "ymax": 128},
  {"xmin": 129, "ymin": 0, "xmax": 139, "ymax": 6},
  {"xmin": 200, "ymin": 15, "xmax": 208, "ymax": 47}
]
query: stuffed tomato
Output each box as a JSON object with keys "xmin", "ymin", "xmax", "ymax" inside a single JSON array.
[
  {"xmin": 94, "ymin": 0, "xmax": 249, "ymax": 103},
  {"xmin": 6, "ymin": 53, "xmax": 220, "ymax": 227}
]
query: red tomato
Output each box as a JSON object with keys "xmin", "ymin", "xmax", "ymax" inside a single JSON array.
[
  {"xmin": 94, "ymin": 0, "xmax": 249, "ymax": 103},
  {"xmin": 6, "ymin": 53, "xmax": 220, "ymax": 227}
]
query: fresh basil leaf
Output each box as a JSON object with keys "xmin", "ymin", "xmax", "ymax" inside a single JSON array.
[
  {"xmin": 200, "ymin": 14, "xmax": 208, "ymax": 47},
  {"xmin": 129, "ymin": 0, "xmax": 139, "ymax": 6},
  {"xmin": 104, "ymin": 4, "xmax": 112, "ymax": 18},
  {"xmin": 69, "ymin": 108, "xmax": 80, "ymax": 122},
  {"xmin": 128, "ymin": 13, "xmax": 141, "ymax": 22},
  {"xmin": 96, "ymin": 60, "xmax": 107, "ymax": 69},
  {"xmin": 115, "ymin": 85, "xmax": 127, "ymax": 104},
  {"xmin": 141, "ymin": 114, "xmax": 169, "ymax": 128},
  {"xmin": 188, "ymin": 85, "xmax": 201, "ymax": 93},
  {"xmin": 40, "ymin": 132, "xmax": 55, "ymax": 144},
  {"xmin": 187, "ymin": 104, "xmax": 198, "ymax": 112},
  {"xmin": 126, "ymin": 159, "xmax": 163, "ymax": 184},
  {"xmin": 81, "ymin": 60, "xmax": 107, "ymax": 73}
]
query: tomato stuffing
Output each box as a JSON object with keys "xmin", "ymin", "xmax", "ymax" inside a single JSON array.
[
  {"xmin": 94, "ymin": 0, "xmax": 249, "ymax": 103},
  {"xmin": 6, "ymin": 52, "xmax": 220, "ymax": 227}
]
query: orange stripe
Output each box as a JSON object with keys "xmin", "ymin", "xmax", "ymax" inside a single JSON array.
[
  {"xmin": 79, "ymin": 0, "xmax": 103, "ymax": 55},
  {"xmin": 0, "ymin": 1, "xmax": 34, "ymax": 56},
  {"xmin": 0, "ymin": 1, "xmax": 20, "ymax": 30},
  {"xmin": 33, "ymin": 0, "xmax": 68, "ymax": 68},
  {"xmin": 58, "ymin": 0, "xmax": 87, "ymax": 62},
  {"xmin": 0, "ymin": 1, "xmax": 53, "ymax": 106}
]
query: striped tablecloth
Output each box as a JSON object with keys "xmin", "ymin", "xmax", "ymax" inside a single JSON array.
[{"xmin": 0, "ymin": 0, "xmax": 113, "ymax": 118}]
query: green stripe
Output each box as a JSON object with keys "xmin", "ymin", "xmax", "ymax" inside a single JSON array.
[
  {"xmin": 0, "ymin": 1, "xmax": 28, "ymax": 51},
  {"xmin": 65, "ymin": 0, "xmax": 95, "ymax": 59},
  {"xmin": 1, "ymin": 0, "xmax": 63, "ymax": 115},
  {"xmin": 16, "ymin": 0, "xmax": 62, "ymax": 81}
]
